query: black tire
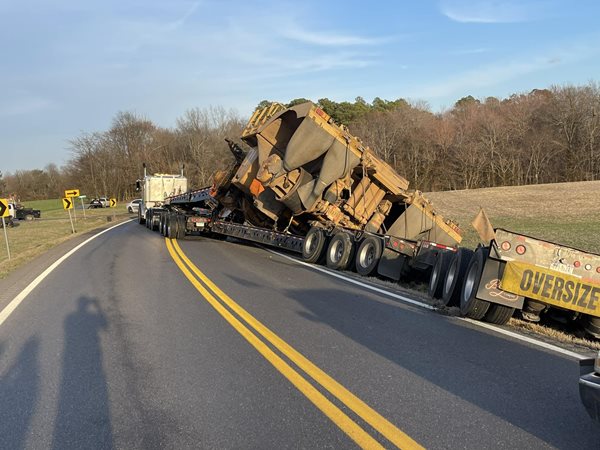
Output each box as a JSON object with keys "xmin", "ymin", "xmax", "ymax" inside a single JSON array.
[
  {"xmin": 583, "ymin": 316, "xmax": 600, "ymax": 339},
  {"xmin": 177, "ymin": 215, "xmax": 187, "ymax": 239},
  {"xmin": 326, "ymin": 232, "xmax": 354, "ymax": 270},
  {"xmin": 460, "ymin": 248, "xmax": 491, "ymax": 320},
  {"xmin": 168, "ymin": 213, "xmax": 179, "ymax": 239},
  {"xmin": 442, "ymin": 248, "xmax": 474, "ymax": 307},
  {"xmin": 355, "ymin": 236, "xmax": 382, "ymax": 276},
  {"xmin": 484, "ymin": 304, "xmax": 515, "ymax": 325},
  {"xmin": 428, "ymin": 251, "xmax": 451, "ymax": 299},
  {"xmin": 163, "ymin": 214, "xmax": 169, "ymax": 237},
  {"xmin": 303, "ymin": 227, "xmax": 328, "ymax": 263},
  {"xmin": 160, "ymin": 214, "xmax": 167, "ymax": 236},
  {"xmin": 166, "ymin": 214, "xmax": 175, "ymax": 238}
]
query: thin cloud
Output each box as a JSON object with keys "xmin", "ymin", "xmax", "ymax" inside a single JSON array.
[
  {"xmin": 164, "ymin": 1, "xmax": 201, "ymax": 31},
  {"xmin": 439, "ymin": 0, "xmax": 548, "ymax": 24},
  {"xmin": 281, "ymin": 25, "xmax": 391, "ymax": 46}
]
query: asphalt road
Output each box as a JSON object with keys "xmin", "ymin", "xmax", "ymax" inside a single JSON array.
[{"xmin": 1, "ymin": 220, "xmax": 599, "ymax": 449}]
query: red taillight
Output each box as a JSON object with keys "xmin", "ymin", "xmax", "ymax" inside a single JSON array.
[
  {"xmin": 574, "ymin": 261, "xmax": 581, "ymax": 268},
  {"xmin": 501, "ymin": 241, "xmax": 511, "ymax": 251},
  {"xmin": 515, "ymin": 245, "xmax": 526, "ymax": 255},
  {"xmin": 596, "ymin": 267, "xmax": 600, "ymax": 274}
]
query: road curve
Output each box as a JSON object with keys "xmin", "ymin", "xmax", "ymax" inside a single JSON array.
[{"xmin": 0, "ymin": 221, "xmax": 599, "ymax": 449}]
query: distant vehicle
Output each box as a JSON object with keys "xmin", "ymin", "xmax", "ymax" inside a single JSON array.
[
  {"xmin": 7, "ymin": 202, "xmax": 41, "ymax": 220},
  {"xmin": 580, "ymin": 351, "xmax": 600, "ymax": 422},
  {"xmin": 88, "ymin": 197, "xmax": 110, "ymax": 208},
  {"xmin": 126, "ymin": 199, "xmax": 142, "ymax": 213}
]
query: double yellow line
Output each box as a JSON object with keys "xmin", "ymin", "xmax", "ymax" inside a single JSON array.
[{"xmin": 166, "ymin": 238, "xmax": 423, "ymax": 449}]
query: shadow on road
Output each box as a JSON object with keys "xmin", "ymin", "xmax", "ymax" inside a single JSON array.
[
  {"xmin": 52, "ymin": 296, "xmax": 113, "ymax": 450},
  {"xmin": 0, "ymin": 337, "xmax": 40, "ymax": 450},
  {"xmin": 286, "ymin": 287, "xmax": 600, "ymax": 448}
]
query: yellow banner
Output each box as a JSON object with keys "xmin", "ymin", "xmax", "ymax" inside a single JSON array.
[{"xmin": 501, "ymin": 261, "xmax": 600, "ymax": 316}]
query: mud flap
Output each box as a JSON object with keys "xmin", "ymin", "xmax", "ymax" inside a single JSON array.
[
  {"xmin": 377, "ymin": 248, "xmax": 405, "ymax": 281},
  {"xmin": 476, "ymin": 258, "xmax": 524, "ymax": 309}
]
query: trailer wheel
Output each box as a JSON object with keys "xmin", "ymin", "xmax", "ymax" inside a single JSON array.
[
  {"xmin": 160, "ymin": 213, "xmax": 167, "ymax": 236},
  {"xmin": 166, "ymin": 214, "xmax": 177, "ymax": 239},
  {"xmin": 25, "ymin": 214, "xmax": 34, "ymax": 221},
  {"xmin": 355, "ymin": 236, "xmax": 382, "ymax": 276},
  {"xmin": 176, "ymin": 215, "xmax": 186, "ymax": 239},
  {"xmin": 460, "ymin": 248, "xmax": 491, "ymax": 320},
  {"xmin": 442, "ymin": 248, "xmax": 473, "ymax": 307},
  {"xmin": 326, "ymin": 232, "xmax": 354, "ymax": 270},
  {"xmin": 428, "ymin": 251, "xmax": 451, "ymax": 299},
  {"xmin": 484, "ymin": 304, "xmax": 515, "ymax": 325},
  {"xmin": 583, "ymin": 316, "xmax": 600, "ymax": 339},
  {"xmin": 303, "ymin": 227, "xmax": 327, "ymax": 263}
]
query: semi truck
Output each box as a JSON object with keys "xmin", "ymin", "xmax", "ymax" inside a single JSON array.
[
  {"xmin": 136, "ymin": 101, "xmax": 600, "ymax": 339},
  {"xmin": 428, "ymin": 210, "xmax": 600, "ymax": 336},
  {"xmin": 138, "ymin": 101, "xmax": 462, "ymax": 282}
]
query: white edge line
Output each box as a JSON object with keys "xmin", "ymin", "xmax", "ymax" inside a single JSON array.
[
  {"xmin": 0, "ymin": 220, "xmax": 133, "ymax": 327},
  {"xmin": 267, "ymin": 249, "xmax": 590, "ymax": 361}
]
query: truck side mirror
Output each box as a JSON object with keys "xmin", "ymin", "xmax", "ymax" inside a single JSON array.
[{"xmin": 135, "ymin": 180, "xmax": 141, "ymax": 191}]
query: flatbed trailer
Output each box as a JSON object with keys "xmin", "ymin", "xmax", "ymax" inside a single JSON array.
[
  {"xmin": 145, "ymin": 185, "xmax": 458, "ymax": 284},
  {"xmin": 428, "ymin": 217, "xmax": 600, "ymax": 336}
]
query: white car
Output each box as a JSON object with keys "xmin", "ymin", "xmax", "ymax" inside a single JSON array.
[{"xmin": 126, "ymin": 199, "xmax": 142, "ymax": 213}]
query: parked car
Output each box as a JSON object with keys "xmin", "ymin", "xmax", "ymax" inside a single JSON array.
[
  {"xmin": 88, "ymin": 197, "xmax": 109, "ymax": 208},
  {"xmin": 126, "ymin": 199, "xmax": 142, "ymax": 213},
  {"xmin": 579, "ymin": 351, "xmax": 600, "ymax": 422}
]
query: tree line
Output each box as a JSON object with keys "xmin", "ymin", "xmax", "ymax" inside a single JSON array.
[{"xmin": 3, "ymin": 82, "xmax": 600, "ymax": 201}]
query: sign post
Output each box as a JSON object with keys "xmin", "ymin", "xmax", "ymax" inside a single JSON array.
[
  {"xmin": 79, "ymin": 195, "xmax": 87, "ymax": 219},
  {"xmin": 0, "ymin": 198, "xmax": 10, "ymax": 260},
  {"xmin": 65, "ymin": 189, "xmax": 80, "ymax": 223},
  {"xmin": 62, "ymin": 197, "xmax": 76, "ymax": 233}
]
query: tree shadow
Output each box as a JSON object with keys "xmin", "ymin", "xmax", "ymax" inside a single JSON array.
[
  {"xmin": 52, "ymin": 296, "xmax": 113, "ymax": 450},
  {"xmin": 0, "ymin": 337, "xmax": 40, "ymax": 450},
  {"xmin": 286, "ymin": 287, "xmax": 600, "ymax": 448}
]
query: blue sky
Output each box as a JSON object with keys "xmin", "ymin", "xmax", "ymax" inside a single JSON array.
[{"xmin": 2, "ymin": 0, "xmax": 600, "ymax": 172}]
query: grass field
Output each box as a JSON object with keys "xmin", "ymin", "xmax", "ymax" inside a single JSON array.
[
  {"xmin": 0, "ymin": 200, "xmax": 133, "ymax": 279},
  {"xmin": 426, "ymin": 180, "xmax": 600, "ymax": 253}
]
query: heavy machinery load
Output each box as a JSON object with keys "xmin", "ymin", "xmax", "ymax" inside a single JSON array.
[
  {"xmin": 222, "ymin": 102, "xmax": 460, "ymax": 248},
  {"xmin": 143, "ymin": 101, "xmax": 462, "ymax": 282}
]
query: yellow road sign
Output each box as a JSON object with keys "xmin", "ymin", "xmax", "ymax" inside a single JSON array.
[
  {"xmin": 0, "ymin": 198, "xmax": 8, "ymax": 217},
  {"xmin": 109, "ymin": 198, "xmax": 117, "ymax": 208},
  {"xmin": 65, "ymin": 189, "xmax": 80, "ymax": 198},
  {"xmin": 62, "ymin": 197, "xmax": 73, "ymax": 210}
]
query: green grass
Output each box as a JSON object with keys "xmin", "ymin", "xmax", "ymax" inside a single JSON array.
[{"xmin": 22, "ymin": 198, "xmax": 64, "ymax": 212}]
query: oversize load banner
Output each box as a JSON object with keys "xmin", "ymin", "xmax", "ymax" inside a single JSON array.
[{"xmin": 501, "ymin": 261, "xmax": 600, "ymax": 316}]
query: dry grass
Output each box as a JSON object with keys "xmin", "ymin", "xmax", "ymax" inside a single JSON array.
[
  {"xmin": 507, "ymin": 317, "xmax": 600, "ymax": 351},
  {"xmin": 0, "ymin": 205, "xmax": 132, "ymax": 279},
  {"xmin": 426, "ymin": 180, "xmax": 600, "ymax": 252}
]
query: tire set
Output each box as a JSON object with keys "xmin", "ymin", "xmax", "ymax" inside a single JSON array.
[{"xmin": 428, "ymin": 247, "xmax": 515, "ymax": 325}]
